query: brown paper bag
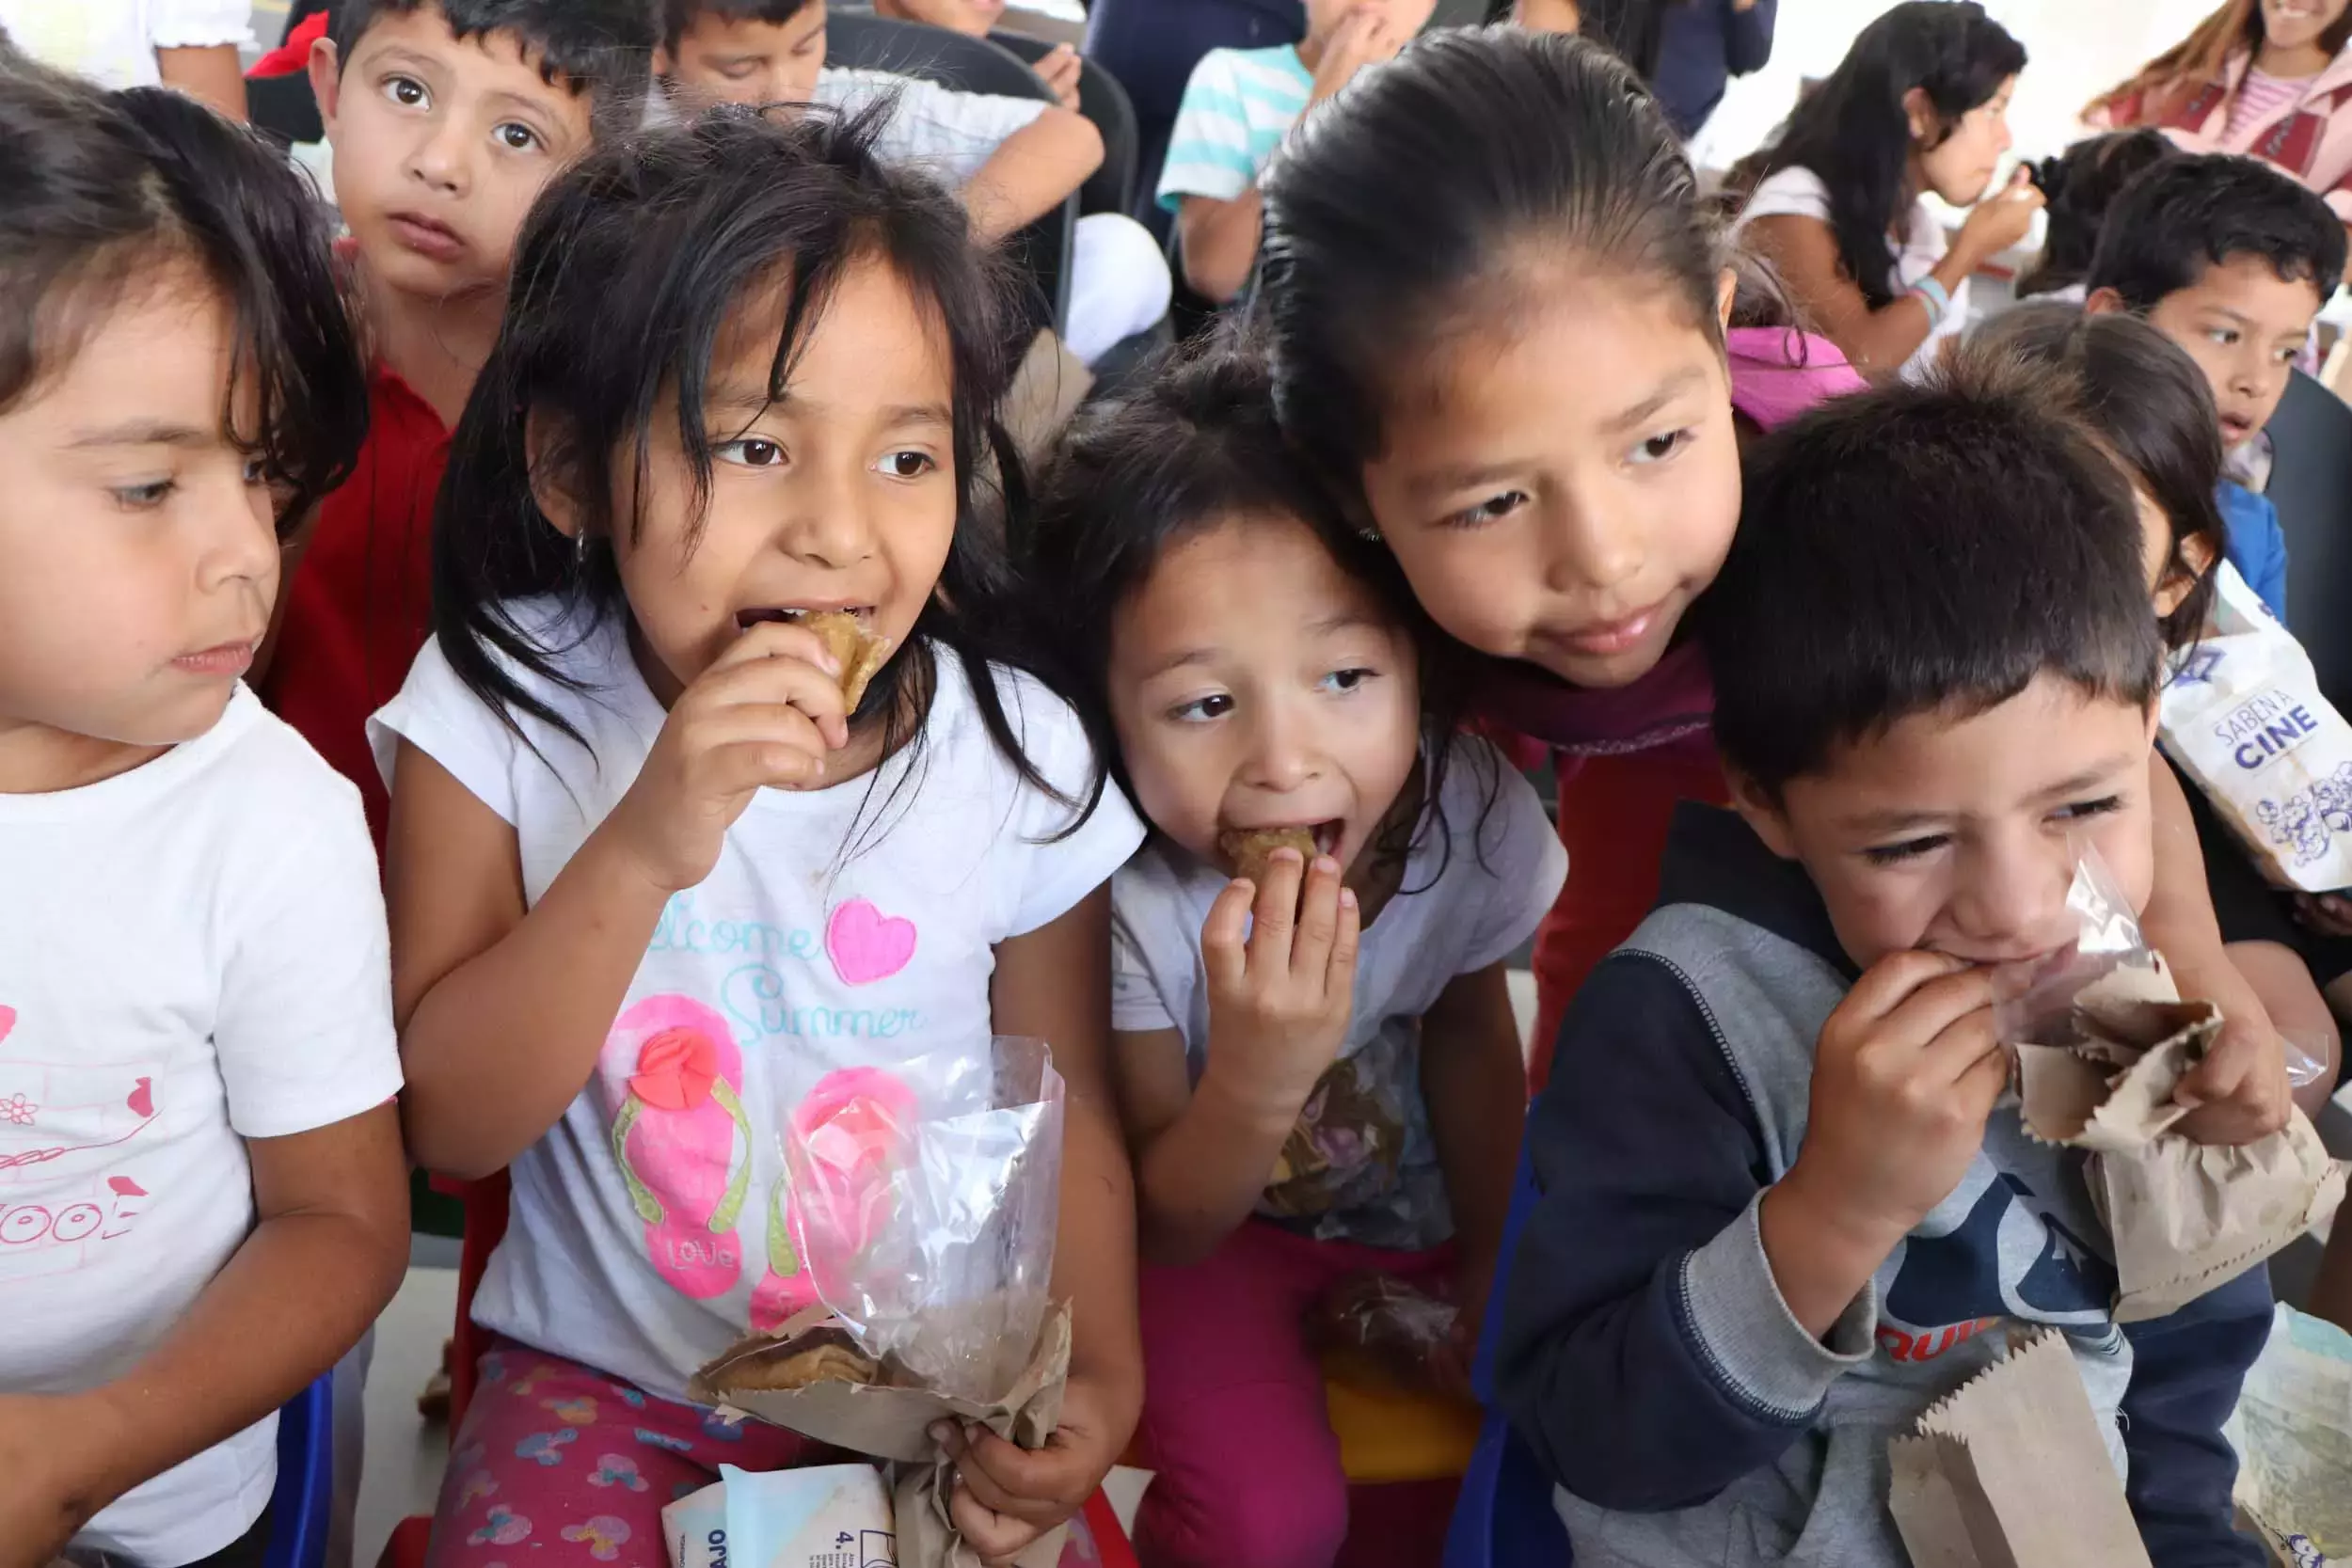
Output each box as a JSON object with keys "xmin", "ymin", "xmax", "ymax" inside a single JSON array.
[
  {"xmin": 1003, "ymin": 329, "xmax": 1091, "ymax": 467},
  {"xmin": 691, "ymin": 1305, "xmax": 1073, "ymax": 1568},
  {"xmin": 2014, "ymin": 966, "xmax": 2347, "ymax": 1322},
  {"xmin": 1887, "ymin": 1328, "xmax": 2153, "ymax": 1568}
]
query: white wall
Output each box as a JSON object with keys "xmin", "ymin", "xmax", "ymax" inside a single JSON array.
[{"xmin": 1687, "ymin": 0, "xmax": 2233, "ymax": 173}]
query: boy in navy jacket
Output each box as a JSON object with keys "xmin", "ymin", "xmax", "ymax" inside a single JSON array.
[{"xmin": 1495, "ymin": 354, "xmax": 2272, "ymax": 1567}]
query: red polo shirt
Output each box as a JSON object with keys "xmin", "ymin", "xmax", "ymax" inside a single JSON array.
[{"xmin": 263, "ymin": 365, "xmax": 449, "ymax": 849}]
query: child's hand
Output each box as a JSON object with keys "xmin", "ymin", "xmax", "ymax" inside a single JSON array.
[
  {"xmin": 0, "ymin": 1391, "xmax": 123, "ymax": 1568},
  {"xmin": 934, "ymin": 1370, "xmax": 1136, "ymax": 1566},
  {"xmin": 1035, "ymin": 43, "xmax": 1084, "ymax": 112},
  {"xmin": 1785, "ymin": 953, "xmax": 2008, "ymax": 1247},
  {"xmin": 2294, "ymin": 891, "xmax": 2352, "ymax": 938},
  {"xmin": 1954, "ymin": 166, "xmax": 2044, "ymax": 264},
  {"xmin": 1201, "ymin": 849, "xmax": 1361, "ymax": 1109},
  {"xmin": 1309, "ymin": 8, "xmax": 1403, "ymax": 104},
  {"xmin": 2173, "ymin": 1012, "xmax": 2293, "ymax": 1145},
  {"xmin": 602, "ymin": 620, "xmax": 850, "ymax": 893}
]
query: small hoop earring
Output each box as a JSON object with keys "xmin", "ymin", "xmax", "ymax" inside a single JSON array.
[{"xmin": 1358, "ymin": 526, "xmax": 1381, "ymax": 544}]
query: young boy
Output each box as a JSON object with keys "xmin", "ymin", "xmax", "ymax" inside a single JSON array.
[
  {"xmin": 1156, "ymin": 0, "xmax": 1438, "ymax": 303},
  {"xmin": 2086, "ymin": 150, "xmax": 2346, "ymax": 626},
  {"xmin": 1495, "ymin": 359, "xmax": 2272, "ymax": 1568},
  {"xmin": 659, "ymin": 0, "xmax": 1168, "ymax": 365},
  {"xmin": 865, "ymin": 0, "xmax": 1084, "ymax": 111},
  {"xmin": 266, "ymin": 0, "xmax": 652, "ymax": 847}
]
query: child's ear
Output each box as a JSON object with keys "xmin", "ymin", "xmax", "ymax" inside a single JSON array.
[
  {"xmin": 653, "ymin": 43, "xmax": 675, "ymax": 78},
  {"xmin": 308, "ymin": 35, "xmax": 343, "ymax": 135},
  {"xmin": 1900, "ymin": 86, "xmax": 1935, "ymax": 144},
  {"xmin": 1725, "ymin": 771, "xmax": 1801, "ymax": 861},
  {"xmin": 2083, "ymin": 286, "xmax": 2129, "ymax": 317},
  {"xmin": 1716, "ymin": 266, "xmax": 1738, "ymax": 333},
  {"xmin": 2153, "ymin": 531, "xmax": 2218, "ymax": 619},
  {"xmin": 524, "ymin": 413, "xmax": 585, "ymax": 543}
]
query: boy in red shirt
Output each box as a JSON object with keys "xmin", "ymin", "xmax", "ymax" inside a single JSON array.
[{"xmin": 266, "ymin": 0, "xmax": 652, "ymax": 843}]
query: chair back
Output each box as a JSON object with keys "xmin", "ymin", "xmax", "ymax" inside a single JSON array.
[
  {"xmin": 826, "ymin": 10, "xmax": 1074, "ymax": 335},
  {"xmin": 2265, "ymin": 370, "xmax": 2352, "ymax": 712},
  {"xmin": 264, "ymin": 1373, "xmax": 337, "ymax": 1568}
]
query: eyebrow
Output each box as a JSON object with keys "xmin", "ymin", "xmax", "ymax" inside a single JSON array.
[
  {"xmin": 1600, "ymin": 366, "xmax": 1708, "ymax": 436},
  {"xmin": 707, "ymin": 387, "xmax": 953, "ymax": 430},
  {"xmin": 1402, "ymin": 368, "xmax": 1708, "ymax": 502},
  {"xmin": 67, "ymin": 421, "xmax": 215, "ymax": 450},
  {"xmin": 1836, "ymin": 754, "xmax": 2138, "ymax": 834}
]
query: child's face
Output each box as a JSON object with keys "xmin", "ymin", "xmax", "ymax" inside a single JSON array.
[
  {"xmin": 1359, "ymin": 272, "xmax": 1741, "ymax": 689},
  {"xmin": 1733, "ymin": 673, "xmax": 2158, "ymax": 973},
  {"xmin": 1106, "ymin": 515, "xmax": 1422, "ymax": 879},
  {"xmin": 314, "ymin": 2, "xmax": 596, "ymax": 303},
  {"xmin": 2263, "ymin": 0, "xmax": 2351, "ymax": 55},
  {"xmin": 1511, "ymin": 0, "xmax": 1581, "ymax": 33},
  {"xmin": 1914, "ymin": 77, "xmax": 2017, "ymax": 209},
  {"xmin": 0, "ymin": 277, "xmax": 278, "ymax": 772},
  {"xmin": 596, "ymin": 256, "xmax": 959, "ymax": 710},
  {"xmin": 875, "ymin": 0, "xmax": 1005, "ymax": 40},
  {"xmin": 661, "ymin": 5, "xmax": 828, "ymax": 110},
  {"xmin": 2142, "ymin": 256, "xmax": 2323, "ymax": 450},
  {"xmin": 1302, "ymin": 0, "xmax": 1438, "ymax": 47}
]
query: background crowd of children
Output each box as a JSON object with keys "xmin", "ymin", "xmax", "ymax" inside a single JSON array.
[{"xmin": 6, "ymin": 2, "xmax": 2352, "ymax": 1568}]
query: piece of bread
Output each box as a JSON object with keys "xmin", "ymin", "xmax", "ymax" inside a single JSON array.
[
  {"xmin": 802, "ymin": 610, "xmax": 892, "ymax": 711},
  {"xmin": 1218, "ymin": 826, "xmax": 1318, "ymax": 884},
  {"xmin": 722, "ymin": 1325, "xmax": 880, "ymax": 1392}
]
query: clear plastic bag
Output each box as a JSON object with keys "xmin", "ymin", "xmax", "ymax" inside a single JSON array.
[
  {"xmin": 1990, "ymin": 847, "xmax": 2328, "ymax": 1088},
  {"xmin": 1308, "ymin": 1272, "xmax": 1464, "ymax": 1398},
  {"xmin": 773, "ymin": 1036, "xmax": 1064, "ymax": 1406}
]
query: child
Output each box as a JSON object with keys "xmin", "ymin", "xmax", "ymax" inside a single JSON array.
[
  {"xmin": 2085, "ymin": 150, "xmax": 2346, "ymax": 626},
  {"xmin": 265, "ymin": 0, "xmax": 654, "ymax": 847},
  {"xmin": 1253, "ymin": 27, "xmax": 2294, "ymax": 1141},
  {"xmin": 1155, "ymin": 0, "xmax": 1438, "ymax": 305},
  {"xmin": 2014, "ymin": 128, "xmax": 2176, "ymax": 302},
  {"xmin": 376, "ymin": 107, "xmax": 1145, "ymax": 1564},
  {"xmin": 1027, "ymin": 341, "xmax": 1565, "ymax": 1568},
  {"xmin": 0, "ymin": 52, "xmax": 407, "ymax": 1568},
  {"xmin": 658, "ymin": 0, "xmax": 1169, "ymax": 366},
  {"xmin": 1495, "ymin": 356, "xmax": 2272, "ymax": 1568},
  {"xmin": 0, "ymin": 0, "xmax": 249, "ymax": 114},
  {"xmin": 864, "ymin": 0, "xmax": 1085, "ymax": 112},
  {"xmin": 1728, "ymin": 1, "xmax": 2041, "ymax": 382}
]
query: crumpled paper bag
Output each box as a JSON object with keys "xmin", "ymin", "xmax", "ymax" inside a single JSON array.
[
  {"xmin": 690, "ymin": 1303, "xmax": 1073, "ymax": 1568},
  {"xmin": 2225, "ymin": 1304, "xmax": 2352, "ymax": 1566},
  {"xmin": 1888, "ymin": 1327, "xmax": 2152, "ymax": 1568},
  {"xmin": 2013, "ymin": 962, "xmax": 2346, "ymax": 1322}
]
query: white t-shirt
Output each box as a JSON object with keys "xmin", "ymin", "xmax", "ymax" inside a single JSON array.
[
  {"xmin": 370, "ymin": 602, "xmax": 1143, "ymax": 1402},
  {"xmin": 1737, "ymin": 165, "xmax": 1966, "ymax": 383},
  {"xmin": 0, "ymin": 0, "xmax": 253, "ymax": 90},
  {"xmin": 1109, "ymin": 739, "xmax": 1566, "ymax": 1252},
  {"xmin": 815, "ymin": 66, "xmax": 1046, "ymax": 187},
  {"xmin": 0, "ymin": 688, "xmax": 401, "ymax": 1567}
]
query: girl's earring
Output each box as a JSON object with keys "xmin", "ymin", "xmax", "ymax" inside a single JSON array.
[
  {"xmin": 1359, "ymin": 525, "xmax": 1381, "ymax": 543},
  {"xmin": 575, "ymin": 531, "xmax": 590, "ymax": 567}
]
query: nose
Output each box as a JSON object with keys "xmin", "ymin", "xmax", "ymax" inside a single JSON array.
[
  {"xmin": 779, "ymin": 454, "xmax": 879, "ymax": 573},
  {"xmin": 1542, "ymin": 478, "xmax": 1645, "ymax": 597},
  {"xmin": 195, "ymin": 464, "xmax": 280, "ymax": 598},
  {"xmin": 1239, "ymin": 692, "xmax": 1323, "ymax": 794},
  {"xmin": 1946, "ymin": 833, "xmax": 2073, "ymax": 959},
  {"xmin": 406, "ymin": 109, "xmax": 472, "ymax": 195}
]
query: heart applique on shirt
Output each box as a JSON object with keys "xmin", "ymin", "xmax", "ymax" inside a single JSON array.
[{"xmin": 825, "ymin": 899, "xmax": 917, "ymax": 986}]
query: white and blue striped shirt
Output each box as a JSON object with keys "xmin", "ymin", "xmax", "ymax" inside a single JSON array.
[{"xmin": 1155, "ymin": 43, "xmax": 1314, "ymax": 212}]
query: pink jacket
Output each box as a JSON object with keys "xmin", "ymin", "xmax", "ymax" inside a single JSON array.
[{"xmin": 2097, "ymin": 42, "xmax": 2352, "ymax": 222}]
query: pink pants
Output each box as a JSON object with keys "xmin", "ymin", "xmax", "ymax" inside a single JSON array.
[
  {"xmin": 1132, "ymin": 1223, "xmax": 1450, "ymax": 1568},
  {"xmin": 427, "ymin": 1338, "xmax": 1109, "ymax": 1568}
]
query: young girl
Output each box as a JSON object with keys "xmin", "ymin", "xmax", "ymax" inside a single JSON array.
[
  {"xmin": 376, "ymin": 109, "xmax": 1144, "ymax": 1563},
  {"xmin": 0, "ymin": 51, "xmax": 406, "ymax": 1568},
  {"xmin": 2090, "ymin": 0, "xmax": 2352, "ymax": 231},
  {"xmin": 1728, "ymin": 0, "xmax": 2040, "ymax": 382},
  {"xmin": 1255, "ymin": 29, "xmax": 2296, "ymax": 1137},
  {"xmin": 2014, "ymin": 128, "xmax": 2177, "ymax": 302},
  {"xmin": 1026, "ymin": 340, "xmax": 1565, "ymax": 1568}
]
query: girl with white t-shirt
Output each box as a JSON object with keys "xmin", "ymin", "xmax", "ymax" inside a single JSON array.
[
  {"xmin": 0, "ymin": 54, "xmax": 405, "ymax": 1568},
  {"xmin": 1025, "ymin": 341, "xmax": 1566, "ymax": 1568},
  {"xmin": 1730, "ymin": 0, "xmax": 2042, "ymax": 382},
  {"xmin": 376, "ymin": 107, "xmax": 1145, "ymax": 1567}
]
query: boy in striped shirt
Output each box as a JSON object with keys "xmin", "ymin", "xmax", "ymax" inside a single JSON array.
[{"xmin": 1157, "ymin": 0, "xmax": 1436, "ymax": 303}]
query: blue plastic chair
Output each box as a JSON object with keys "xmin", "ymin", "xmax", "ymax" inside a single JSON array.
[
  {"xmin": 1443, "ymin": 1148, "xmax": 1573, "ymax": 1568},
  {"xmin": 264, "ymin": 1372, "xmax": 335, "ymax": 1568}
]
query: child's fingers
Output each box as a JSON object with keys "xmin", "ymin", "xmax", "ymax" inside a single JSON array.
[
  {"xmin": 1289, "ymin": 857, "xmax": 1344, "ymax": 979},
  {"xmin": 1200, "ymin": 879, "xmax": 1258, "ymax": 991},
  {"xmin": 699, "ymin": 650, "xmax": 852, "ymax": 749},
  {"xmin": 945, "ymin": 1482, "xmax": 1044, "ymax": 1565},
  {"xmin": 936, "ymin": 1423, "xmax": 1073, "ymax": 1523},
  {"xmin": 707, "ymin": 736, "xmax": 828, "ymax": 796},
  {"xmin": 1325, "ymin": 887, "xmax": 1362, "ymax": 993},
  {"xmin": 1249, "ymin": 847, "xmax": 1306, "ymax": 958}
]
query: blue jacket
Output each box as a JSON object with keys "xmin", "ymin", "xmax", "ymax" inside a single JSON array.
[
  {"xmin": 1495, "ymin": 803, "xmax": 2269, "ymax": 1567},
  {"xmin": 2217, "ymin": 479, "xmax": 2289, "ymax": 624},
  {"xmin": 1653, "ymin": 0, "xmax": 1777, "ymax": 138}
]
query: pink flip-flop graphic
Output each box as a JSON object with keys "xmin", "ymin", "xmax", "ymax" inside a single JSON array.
[
  {"xmin": 747, "ymin": 1066, "xmax": 918, "ymax": 1332},
  {"xmin": 597, "ymin": 997, "xmax": 754, "ymax": 1300}
]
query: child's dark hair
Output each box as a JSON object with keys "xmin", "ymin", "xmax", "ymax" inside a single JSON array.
[
  {"xmin": 1258, "ymin": 28, "xmax": 1725, "ymax": 503},
  {"xmin": 660, "ymin": 0, "xmax": 818, "ymax": 52},
  {"xmin": 1704, "ymin": 351, "xmax": 2161, "ymax": 797},
  {"xmin": 0, "ymin": 45, "xmax": 366, "ymax": 527},
  {"xmin": 436, "ymin": 103, "xmax": 1092, "ymax": 838},
  {"xmin": 1965, "ymin": 304, "xmax": 2226, "ymax": 651},
  {"xmin": 1728, "ymin": 2, "xmax": 2025, "ymax": 311},
  {"xmin": 2015, "ymin": 130, "xmax": 2175, "ymax": 300},
  {"xmin": 1025, "ymin": 333, "xmax": 1490, "ymax": 882},
  {"xmin": 333, "ymin": 0, "xmax": 654, "ymax": 131},
  {"xmin": 2086, "ymin": 151, "xmax": 2347, "ymax": 314}
]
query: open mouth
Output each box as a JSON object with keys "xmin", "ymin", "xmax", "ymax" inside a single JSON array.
[{"xmin": 735, "ymin": 606, "xmax": 872, "ymax": 629}]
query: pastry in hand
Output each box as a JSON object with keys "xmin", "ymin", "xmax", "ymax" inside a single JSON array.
[
  {"xmin": 735, "ymin": 608, "xmax": 893, "ymax": 710},
  {"xmin": 1219, "ymin": 826, "xmax": 1319, "ymax": 887},
  {"xmin": 723, "ymin": 1324, "xmax": 880, "ymax": 1392}
]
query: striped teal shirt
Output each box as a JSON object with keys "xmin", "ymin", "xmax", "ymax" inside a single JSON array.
[{"xmin": 1155, "ymin": 44, "xmax": 1314, "ymax": 212}]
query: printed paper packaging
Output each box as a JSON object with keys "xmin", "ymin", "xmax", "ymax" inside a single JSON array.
[
  {"xmin": 1888, "ymin": 1327, "xmax": 2153, "ymax": 1568},
  {"xmin": 2011, "ymin": 960, "xmax": 2345, "ymax": 1323},
  {"xmin": 2159, "ymin": 560, "xmax": 2352, "ymax": 892},
  {"xmin": 2224, "ymin": 1304, "xmax": 2352, "ymax": 1566},
  {"xmin": 664, "ymin": 1468, "xmax": 898, "ymax": 1568}
]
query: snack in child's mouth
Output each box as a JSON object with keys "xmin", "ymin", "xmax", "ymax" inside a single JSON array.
[
  {"xmin": 715, "ymin": 1323, "xmax": 880, "ymax": 1393},
  {"xmin": 1219, "ymin": 826, "xmax": 1319, "ymax": 885},
  {"xmin": 736, "ymin": 608, "xmax": 892, "ymax": 710}
]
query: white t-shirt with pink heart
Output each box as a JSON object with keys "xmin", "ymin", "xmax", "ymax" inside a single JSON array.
[{"xmin": 370, "ymin": 598, "xmax": 1143, "ymax": 1403}]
